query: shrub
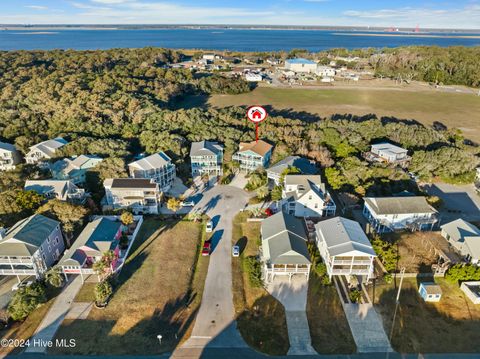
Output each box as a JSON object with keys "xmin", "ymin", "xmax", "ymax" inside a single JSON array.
[
  {"xmin": 349, "ymin": 289, "xmax": 362, "ymax": 303},
  {"xmin": 445, "ymin": 264, "xmax": 480, "ymax": 283},
  {"xmin": 94, "ymin": 280, "xmax": 113, "ymax": 305},
  {"xmin": 7, "ymin": 282, "xmax": 47, "ymax": 321},
  {"xmin": 120, "ymin": 211, "xmax": 134, "ymax": 226},
  {"xmin": 244, "ymin": 256, "xmax": 263, "ymax": 287},
  {"xmin": 119, "ymin": 233, "xmax": 129, "ymax": 250},
  {"xmin": 383, "ymin": 273, "xmax": 393, "ymax": 284},
  {"xmin": 371, "ymin": 235, "xmax": 398, "ymax": 272},
  {"xmin": 315, "ymin": 262, "xmax": 328, "ymax": 277}
]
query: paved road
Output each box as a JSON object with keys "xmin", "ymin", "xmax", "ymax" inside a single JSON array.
[
  {"xmin": 266, "ymin": 277, "xmax": 316, "ymax": 355},
  {"xmin": 174, "ymin": 184, "xmax": 250, "ymax": 356}
]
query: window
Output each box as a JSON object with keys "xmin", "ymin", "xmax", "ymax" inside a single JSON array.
[
  {"xmin": 42, "ymin": 254, "xmax": 46, "ymax": 262},
  {"xmin": 309, "ymin": 195, "xmax": 312, "ymax": 200},
  {"xmin": 47, "ymin": 237, "xmax": 51, "ymax": 243},
  {"xmin": 314, "ymin": 203, "xmax": 318, "ymax": 209},
  {"xmin": 48, "ymin": 245, "xmax": 52, "ymax": 252},
  {"xmin": 55, "ymin": 237, "xmax": 59, "ymax": 245}
]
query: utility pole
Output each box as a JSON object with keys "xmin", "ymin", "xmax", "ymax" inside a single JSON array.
[{"xmin": 388, "ymin": 267, "xmax": 405, "ymax": 358}]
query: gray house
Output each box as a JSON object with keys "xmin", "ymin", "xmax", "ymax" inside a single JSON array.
[
  {"xmin": 0, "ymin": 142, "xmax": 22, "ymax": 171},
  {"xmin": 128, "ymin": 152, "xmax": 176, "ymax": 192},
  {"xmin": 441, "ymin": 219, "xmax": 480, "ymax": 265},
  {"xmin": 0, "ymin": 214, "xmax": 65, "ymax": 279},
  {"xmin": 267, "ymin": 156, "xmax": 318, "ymax": 185},
  {"xmin": 260, "ymin": 211, "xmax": 311, "ymax": 283},
  {"xmin": 190, "ymin": 140, "xmax": 224, "ymax": 177}
]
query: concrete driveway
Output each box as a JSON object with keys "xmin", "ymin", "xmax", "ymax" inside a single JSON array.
[
  {"xmin": 423, "ymin": 183, "xmax": 480, "ymax": 223},
  {"xmin": 266, "ymin": 276, "xmax": 316, "ymax": 355},
  {"xmin": 176, "ymin": 184, "xmax": 250, "ymax": 353}
]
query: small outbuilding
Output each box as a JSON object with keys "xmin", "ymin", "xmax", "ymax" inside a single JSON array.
[{"xmin": 418, "ymin": 282, "xmax": 442, "ymax": 302}]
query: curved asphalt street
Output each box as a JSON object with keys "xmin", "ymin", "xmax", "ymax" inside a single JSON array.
[{"xmin": 172, "ymin": 184, "xmax": 251, "ymax": 358}]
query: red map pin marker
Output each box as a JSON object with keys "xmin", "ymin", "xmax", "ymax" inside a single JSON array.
[{"xmin": 247, "ymin": 106, "xmax": 268, "ymax": 142}]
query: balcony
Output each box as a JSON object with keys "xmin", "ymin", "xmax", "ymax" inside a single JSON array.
[
  {"xmin": 331, "ymin": 259, "xmax": 372, "ymax": 265},
  {"xmin": 0, "ymin": 257, "xmax": 33, "ymax": 265},
  {"xmin": 331, "ymin": 268, "xmax": 370, "ymax": 275}
]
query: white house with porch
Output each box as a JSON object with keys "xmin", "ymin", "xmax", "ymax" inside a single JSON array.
[
  {"xmin": 363, "ymin": 196, "xmax": 438, "ymax": 233},
  {"xmin": 315, "ymin": 217, "xmax": 376, "ymax": 281},
  {"xmin": 25, "ymin": 137, "xmax": 68, "ymax": 165},
  {"xmin": 260, "ymin": 211, "xmax": 311, "ymax": 283},
  {"xmin": 281, "ymin": 175, "xmax": 336, "ymax": 218},
  {"xmin": 441, "ymin": 219, "xmax": 480, "ymax": 265}
]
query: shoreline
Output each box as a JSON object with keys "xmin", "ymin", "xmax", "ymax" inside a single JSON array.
[{"xmin": 333, "ymin": 32, "xmax": 480, "ymax": 39}]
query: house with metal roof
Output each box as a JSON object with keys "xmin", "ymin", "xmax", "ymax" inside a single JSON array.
[
  {"xmin": 284, "ymin": 58, "xmax": 317, "ymax": 73},
  {"xmin": 363, "ymin": 196, "xmax": 438, "ymax": 233},
  {"xmin": 103, "ymin": 178, "xmax": 160, "ymax": 214},
  {"xmin": 190, "ymin": 141, "xmax": 223, "ymax": 177},
  {"xmin": 441, "ymin": 219, "xmax": 480, "ymax": 264},
  {"xmin": 266, "ymin": 156, "xmax": 318, "ymax": 185},
  {"xmin": 315, "ymin": 217, "xmax": 376, "ymax": 281},
  {"xmin": 59, "ymin": 217, "xmax": 122, "ymax": 282},
  {"xmin": 52, "ymin": 154, "xmax": 103, "ymax": 185},
  {"xmin": 25, "ymin": 137, "xmax": 68, "ymax": 165},
  {"xmin": 281, "ymin": 174, "xmax": 336, "ymax": 218},
  {"xmin": 365, "ymin": 142, "xmax": 411, "ymax": 167},
  {"xmin": 24, "ymin": 179, "xmax": 86, "ymax": 204},
  {"xmin": 128, "ymin": 152, "xmax": 176, "ymax": 192},
  {"xmin": 0, "ymin": 142, "xmax": 22, "ymax": 171},
  {"xmin": 260, "ymin": 211, "xmax": 311, "ymax": 282},
  {"xmin": 0, "ymin": 214, "xmax": 64, "ymax": 279},
  {"xmin": 232, "ymin": 140, "xmax": 273, "ymax": 172}
]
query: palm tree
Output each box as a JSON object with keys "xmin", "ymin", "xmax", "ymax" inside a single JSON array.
[
  {"xmin": 256, "ymin": 186, "xmax": 269, "ymax": 200},
  {"xmin": 167, "ymin": 197, "xmax": 181, "ymax": 215},
  {"xmin": 45, "ymin": 267, "xmax": 64, "ymax": 288},
  {"xmin": 120, "ymin": 211, "xmax": 134, "ymax": 227},
  {"xmin": 187, "ymin": 210, "xmax": 202, "ymax": 222}
]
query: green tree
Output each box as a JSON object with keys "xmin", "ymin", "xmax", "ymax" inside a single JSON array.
[
  {"xmin": 15, "ymin": 190, "xmax": 44, "ymax": 210},
  {"xmin": 120, "ymin": 211, "xmax": 134, "ymax": 226},
  {"xmin": 7, "ymin": 282, "xmax": 47, "ymax": 321},
  {"xmin": 256, "ymin": 186, "xmax": 269, "ymax": 200},
  {"xmin": 45, "ymin": 267, "xmax": 64, "ymax": 288},
  {"xmin": 94, "ymin": 280, "xmax": 113, "ymax": 306}
]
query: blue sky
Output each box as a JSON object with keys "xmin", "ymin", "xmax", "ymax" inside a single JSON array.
[{"xmin": 1, "ymin": 0, "xmax": 479, "ymax": 28}]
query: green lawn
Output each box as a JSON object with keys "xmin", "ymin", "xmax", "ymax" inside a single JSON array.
[
  {"xmin": 371, "ymin": 277, "xmax": 480, "ymax": 353},
  {"xmin": 306, "ymin": 273, "xmax": 356, "ymax": 354},
  {"xmin": 231, "ymin": 212, "xmax": 289, "ymax": 356},
  {"xmin": 209, "ymin": 87, "xmax": 480, "ymax": 141},
  {"xmin": 51, "ymin": 218, "xmax": 206, "ymax": 355},
  {"xmin": 73, "ymin": 283, "xmax": 96, "ymax": 303}
]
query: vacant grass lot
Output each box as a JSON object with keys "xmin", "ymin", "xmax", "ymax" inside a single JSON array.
[
  {"xmin": 51, "ymin": 218, "xmax": 206, "ymax": 355},
  {"xmin": 306, "ymin": 274, "xmax": 356, "ymax": 354},
  {"xmin": 371, "ymin": 277, "xmax": 480, "ymax": 353},
  {"xmin": 209, "ymin": 87, "xmax": 480, "ymax": 141},
  {"xmin": 232, "ymin": 212, "xmax": 289, "ymax": 355}
]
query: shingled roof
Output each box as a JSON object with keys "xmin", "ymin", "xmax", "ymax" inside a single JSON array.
[
  {"xmin": 364, "ymin": 196, "xmax": 436, "ymax": 215},
  {"xmin": 238, "ymin": 140, "xmax": 273, "ymax": 157},
  {"xmin": 190, "ymin": 140, "xmax": 223, "ymax": 157}
]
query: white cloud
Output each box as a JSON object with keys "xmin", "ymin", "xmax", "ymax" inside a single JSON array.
[
  {"xmin": 24, "ymin": 5, "xmax": 48, "ymax": 10},
  {"xmin": 91, "ymin": 0, "xmax": 134, "ymax": 3}
]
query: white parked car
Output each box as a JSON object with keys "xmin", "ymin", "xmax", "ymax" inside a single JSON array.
[
  {"xmin": 12, "ymin": 280, "xmax": 33, "ymax": 291},
  {"xmin": 206, "ymin": 221, "xmax": 214, "ymax": 233},
  {"xmin": 181, "ymin": 200, "xmax": 195, "ymax": 207},
  {"xmin": 232, "ymin": 245, "xmax": 240, "ymax": 257}
]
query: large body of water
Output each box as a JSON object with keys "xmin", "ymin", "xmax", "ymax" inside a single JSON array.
[{"xmin": 0, "ymin": 29, "xmax": 479, "ymax": 51}]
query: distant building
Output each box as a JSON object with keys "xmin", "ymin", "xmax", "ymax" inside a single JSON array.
[
  {"xmin": 128, "ymin": 152, "xmax": 176, "ymax": 192},
  {"xmin": 190, "ymin": 140, "xmax": 223, "ymax": 178},
  {"xmin": 24, "ymin": 179, "xmax": 86, "ymax": 204},
  {"xmin": 320, "ymin": 77, "xmax": 334, "ymax": 83},
  {"xmin": 103, "ymin": 178, "xmax": 161, "ymax": 214},
  {"xmin": 59, "ymin": 217, "xmax": 122, "ymax": 282},
  {"xmin": 441, "ymin": 219, "xmax": 480, "ymax": 264},
  {"xmin": 369, "ymin": 143, "xmax": 410, "ymax": 164},
  {"xmin": 261, "ymin": 211, "xmax": 311, "ymax": 283},
  {"xmin": 266, "ymin": 58, "xmax": 280, "ymax": 66},
  {"xmin": 202, "ymin": 54, "xmax": 215, "ymax": 61},
  {"xmin": 316, "ymin": 66, "xmax": 336, "ymax": 77},
  {"xmin": 25, "ymin": 137, "xmax": 68, "ymax": 165},
  {"xmin": 0, "ymin": 142, "xmax": 21, "ymax": 171},
  {"xmin": 281, "ymin": 175, "xmax": 336, "ymax": 218},
  {"xmin": 363, "ymin": 196, "xmax": 438, "ymax": 233},
  {"xmin": 285, "ymin": 58, "xmax": 317, "ymax": 73},
  {"xmin": 315, "ymin": 217, "xmax": 376, "ymax": 281},
  {"xmin": 245, "ymin": 72, "xmax": 262, "ymax": 82},
  {"xmin": 419, "ymin": 282, "xmax": 442, "ymax": 302},
  {"xmin": 0, "ymin": 214, "xmax": 64, "ymax": 279},
  {"xmin": 266, "ymin": 156, "xmax": 318, "ymax": 185},
  {"xmin": 232, "ymin": 140, "xmax": 273, "ymax": 172},
  {"xmin": 51, "ymin": 154, "xmax": 103, "ymax": 185}
]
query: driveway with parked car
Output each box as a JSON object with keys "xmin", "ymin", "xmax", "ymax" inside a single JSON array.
[{"xmin": 176, "ymin": 184, "xmax": 251, "ymax": 353}]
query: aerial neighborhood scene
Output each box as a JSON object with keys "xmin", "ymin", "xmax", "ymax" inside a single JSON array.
[{"xmin": 0, "ymin": 1, "xmax": 480, "ymax": 358}]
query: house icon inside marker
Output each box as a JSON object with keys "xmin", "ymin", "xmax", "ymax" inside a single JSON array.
[{"xmin": 251, "ymin": 109, "xmax": 263, "ymax": 119}]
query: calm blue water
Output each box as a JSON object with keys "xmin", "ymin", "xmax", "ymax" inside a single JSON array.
[{"xmin": 0, "ymin": 29, "xmax": 479, "ymax": 51}]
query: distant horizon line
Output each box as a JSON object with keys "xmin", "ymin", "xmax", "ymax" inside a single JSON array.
[{"xmin": 1, "ymin": 24, "xmax": 480, "ymax": 32}]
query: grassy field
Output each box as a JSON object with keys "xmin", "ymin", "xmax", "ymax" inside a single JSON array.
[
  {"xmin": 231, "ymin": 212, "xmax": 289, "ymax": 356},
  {"xmin": 371, "ymin": 277, "xmax": 480, "ymax": 353},
  {"xmin": 73, "ymin": 283, "xmax": 96, "ymax": 303},
  {"xmin": 208, "ymin": 87, "xmax": 480, "ymax": 141},
  {"xmin": 306, "ymin": 273, "xmax": 356, "ymax": 354},
  {"xmin": 51, "ymin": 218, "xmax": 207, "ymax": 355}
]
